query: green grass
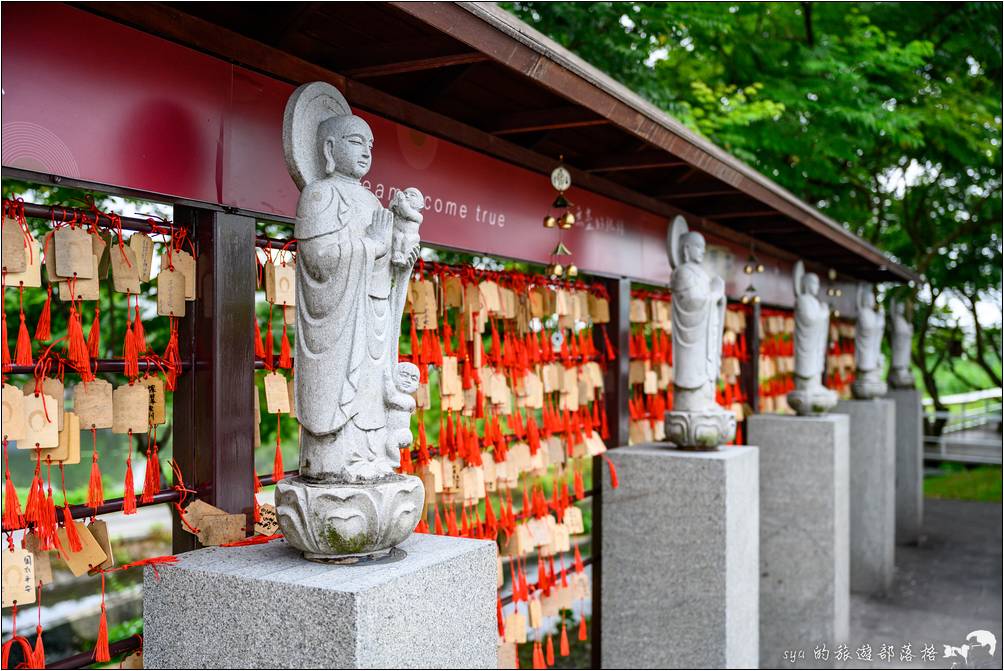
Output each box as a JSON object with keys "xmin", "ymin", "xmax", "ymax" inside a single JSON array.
[{"xmin": 924, "ymin": 464, "xmax": 1002, "ymax": 502}]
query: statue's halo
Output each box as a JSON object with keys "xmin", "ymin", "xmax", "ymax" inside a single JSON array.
[{"xmin": 283, "ymin": 81, "xmax": 352, "ymax": 190}]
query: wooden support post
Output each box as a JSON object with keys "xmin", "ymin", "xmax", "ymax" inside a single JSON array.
[
  {"xmin": 747, "ymin": 302, "xmax": 762, "ymax": 414},
  {"xmin": 171, "ymin": 206, "xmax": 257, "ymax": 553},
  {"xmin": 592, "ymin": 276, "xmax": 631, "ymax": 668}
]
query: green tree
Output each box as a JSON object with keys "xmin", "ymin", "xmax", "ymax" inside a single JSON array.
[{"xmin": 504, "ymin": 2, "xmax": 1003, "ymax": 414}]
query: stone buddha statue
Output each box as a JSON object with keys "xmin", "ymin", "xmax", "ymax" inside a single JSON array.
[
  {"xmin": 787, "ymin": 261, "xmax": 838, "ymax": 414},
  {"xmin": 663, "ymin": 216, "xmax": 736, "ymax": 449},
  {"xmin": 275, "ymin": 82, "xmax": 425, "ymax": 560},
  {"xmin": 851, "ymin": 282, "xmax": 888, "ymax": 399},
  {"xmin": 887, "ymin": 298, "xmax": 915, "ymax": 389}
]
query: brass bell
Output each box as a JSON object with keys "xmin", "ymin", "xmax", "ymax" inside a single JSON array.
[
  {"xmin": 567, "ymin": 264, "xmax": 578, "ymax": 278},
  {"xmin": 743, "ymin": 262, "xmax": 754, "ymax": 275},
  {"xmin": 833, "ymin": 309, "xmax": 840, "ymax": 318},
  {"xmin": 559, "ymin": 211, "xmax": 575, "ymax": 229},
  {"xmin": 552, "ymin": 263, "xmax": 564, "ymax": 277},
  {"xmin": 543, "ymin": 215, "xmax": 558, "ymax": 228}
]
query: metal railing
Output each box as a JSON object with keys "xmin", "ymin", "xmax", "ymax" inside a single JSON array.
[{"xmin": 923, "ymin": 389, "xmax": 1003, "ymax": 464}]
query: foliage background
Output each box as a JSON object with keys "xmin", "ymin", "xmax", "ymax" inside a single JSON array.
[{"xmin": 502, "ymin": 1, "xmax": 1003, "ymax": 412}]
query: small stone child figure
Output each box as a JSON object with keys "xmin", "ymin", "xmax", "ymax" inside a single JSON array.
[
  {"xmin": 389, "ymin": 187, "xmax": 424, "ymax": 265},
  {"xmin": 384, "ymin": 361, "xmax": 420, "ymax": 467}
]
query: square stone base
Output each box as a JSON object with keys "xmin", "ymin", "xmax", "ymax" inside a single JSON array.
[
  {"xmin": 836, "ymin": 399, "xmax": 896, "ymax": 595},
  {"xmin": 143, "ymin": 534, "xmax": 497, "ymax": 668},
  {"xmin": 888, "ymin": 388, "xmax": 923, "ymax": 544},
  {"xmin": 600, "ymin": 445, "xmax": 758, "ymax": 668},
  {"xmin": 748, "ymin": 414, "xmax": 850, "ymax": 667}
]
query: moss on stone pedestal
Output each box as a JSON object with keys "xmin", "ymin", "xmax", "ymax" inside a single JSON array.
[{"xmin": 323, "ymin": 525, "xmax": 375, "ymax": 555}]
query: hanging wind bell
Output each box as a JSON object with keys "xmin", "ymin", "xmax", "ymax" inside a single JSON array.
[{"xmin": 543, "ymin": 160, "xmax": 579, "ymax": 276}]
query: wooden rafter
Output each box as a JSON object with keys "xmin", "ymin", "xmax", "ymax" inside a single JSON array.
[
  {"xmin": 579, "ymin": 150, "xmax": 688, "ymax": 173},
  {"xmin": 343, "ymin": 52, "xmax": 489, "ymax": 78},
  {"xmin": 489, "ymin": 106, "xmax": 608, "ymax": 135}
]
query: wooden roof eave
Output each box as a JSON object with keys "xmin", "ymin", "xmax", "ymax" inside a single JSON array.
[{"xmin": 392, "ymin": 1, "xmax": 918, "ymax": 284}]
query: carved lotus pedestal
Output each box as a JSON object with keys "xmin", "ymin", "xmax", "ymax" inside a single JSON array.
[
  {"xmin": 276, "ymin": 474, "xmax": 425, "ymax": 561},
  {"xmin": 787, "ymin": 377, "xmax": 838, "ymax": 415},
  {"xmin": 851, "ymin": 369, "xmax": 888, "ymax": 400},
  {"xmin": 664, "ymin": 408, "xmax": 736, "ymax": 450}
]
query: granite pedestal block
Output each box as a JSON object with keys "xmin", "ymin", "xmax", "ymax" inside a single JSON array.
[
  {"xmin": 835, "ymin": 399, "xmax": 896, "ymax": 594},
  {"xmin": 143, "ymin": 534, "xmax": 497, "ymax": 669},
  {"xmin": 600, "ymin": 445, "xmax": 759, "ymax": 669},
  {"xmin": 888, "ymin": 388, "xmax": 923, "ymax": 545},
  {"xmin": 748, "ymin": 414, "xmax": 849, "ymax": 667}
]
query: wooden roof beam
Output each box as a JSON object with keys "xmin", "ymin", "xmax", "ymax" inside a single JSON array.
[
  {"xmin": 343, "ymin": 52, "xmax": 489, "ymax": 78},
  {"xmin": 579, "ymin": 150, "xmax": 688, "ymax": 173},
  {"xmin": 489, "ymin": 106, "xmax": 609, "ymax": 135},
  {"xmin": 709, "ymin": 210, "xmax": 780, "ymax": 220},
  {"xmin": 660, "ymin": 189, "xmax": 739, "ymax": 201}
]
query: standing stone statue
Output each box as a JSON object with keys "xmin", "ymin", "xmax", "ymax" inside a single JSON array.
[
  {"xmin": 887, "ymin": 298, "xmax": 915, "ymax": 389},
  {"xmin": 787, "ymin": 261, "xmax": 838, "ymax": 414},
  {"xmin": 663, "ymin": 216, "xmax": 736, "ymax": 449},
  {"xmin": 851, "ymin": 282, "xmax": 888, "ymax": 399},
  {"xmin": 275, "ymin": 82, "xmax": 425, "ymax": 560}
]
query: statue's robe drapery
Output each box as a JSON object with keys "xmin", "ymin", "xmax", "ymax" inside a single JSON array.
[
  {"xmin": 855, "ymin": 307, "xmax": 885, "ymax": 373},
  {"xmin": 794, "ymin": 294, "xmax": 829, "ymax": 380},
  {"xmin": 890, "ymin": 315, "xmax": 913, "ymax": 370},
  {"xmin": 671, "ymin": 263, "xmax": 725, "ymax": 391},
  {"xmin": 293, "ymin": 177, "xmax": 412, "ymax": 480}
]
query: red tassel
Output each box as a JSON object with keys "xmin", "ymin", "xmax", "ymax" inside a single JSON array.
[
  {"xmin": 62, "ymin": 507, "xmax": 83, "ymax": 552},
  {"xmin": 43, "ymin": 486, "xmax": 60, "ymax": 553},
  {"xmin": 546, "ymin": 635, "xmax": 555, "ymax": 666},
  {"xmin": 87, "ymin": 306, "xmax": 101, "ymax": 358},
  {"xmin": 87, "ymin": 433, "xmax": 104, "ymax": 508},
  {"xmin": 34, "ymin": 285, "xmax": 52, "ymax": 341},
  {"xmin": 273, "ymin": 415, "xmax": 284, "ymax": 482},
  {"xmin": 1, "ymin": 310, "xmax": 10, "ymax": 369},
  {"xmin": 560, "ymin": 622, "xmax": 570, "ymax": 656},
  {"xmin": 573, "ymin": 470, "xmax": 584, "ymax": 500},
  {"xmin": 15, "ymin": 312, "xmax": 32, "ymax": 366},
  {"xmin": 24, "ymin": 462, "xmax": 45, "ymax": 528},
  {"xmin": 264, "ymin": 312, "xmax": 275, "ymax": 371},
  {"xmin": 94, "ymin": 578, "xmax": 110, "ymax": 662},
  {"xmin": 66, "ymin": 305, "xmax": 91, "ymax": 373},
  {"xmin": 142, "ymin": 439, "xmax": 160, "ymax": 504},
  {"xmin": 163, "ymin": 318, "xmax": 181, "ymax": 390},
  {"xmin": 533, "ymin": 641, "xmax": 545, "ymax": 669},
  {"xmin": 123, "ymin": 317, "xmax": 138, "ymax": 380},
  {"xmin": 32, "ymin": 624, "xmax": 45, "ymax": 669},
  {"xmin": 578, "ymin": 615, "xmax": 588, "ymax": 641},
  {"xmin": 434, "ymin": 505, "xmax": 444, "ymax": 535},
  {"xmin": 414, "ymin": 518, "xmax": 429, "ymax": 533},
  {"xmin": 273, "ymin": 441, "xmax": 284, "ymax": 483},
  {"xmin": 122, "ymin": 452, "xmax": 137, "ymax": 516},
  {"xmin": 278, "ymin": 322, "xmax": 293, "ymax": 369},
  {"xmin": 602, "ymin": 454, "xmax": 619, "ymax": 489},
  {"xmin": 132, "ymin": 303, "xmax": 146, "ymax": 353},
  {"xmin": 3, "ymin": 460, "xmax": 24, "ymax": 531},
  {"xmin": 253, "ymin": 318, "xmax": 265, "ymax": 358}
]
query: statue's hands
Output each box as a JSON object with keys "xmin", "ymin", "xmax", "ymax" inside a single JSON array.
[
  {"xmin": 370, "ymin": 208, "xmax": 394, "ymax": 238},
  {"xmin": 367, "ymin": 208, "xmax": 393, "ymax": 256}
]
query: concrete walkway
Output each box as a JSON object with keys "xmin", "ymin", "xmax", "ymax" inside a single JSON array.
[{"xmin": 830, "ymin": 498, "xmax": 1002, "ymax": 670}]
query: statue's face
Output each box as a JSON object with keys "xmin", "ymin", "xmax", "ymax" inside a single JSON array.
[
  {"xmin": 803, "ymin": 273, "xmax": 820, "ymax": 296},
  {"xmin": 682, "ymin": 233, "xmax": 705, "ymax": 264},
  {"xmin": 397, "ymin": 363, "xmax": 420, "ymax": 394},
  {"xmin": 321, "ymin": 115, "xmax": 374, "ymax": 180}
]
